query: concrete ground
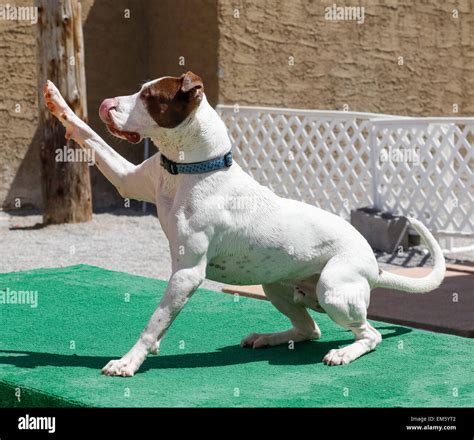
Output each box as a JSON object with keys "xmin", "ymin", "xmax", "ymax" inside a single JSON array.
[{"xmin": 0, "ymin": 209, "xmax": 472, "ymax": 292}]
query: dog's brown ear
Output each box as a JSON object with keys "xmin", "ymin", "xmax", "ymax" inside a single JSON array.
[{"xmin": 181, "ymin": 71, "xmax": 204, "ymax": 100}]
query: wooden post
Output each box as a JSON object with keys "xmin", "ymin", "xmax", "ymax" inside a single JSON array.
[{"xmin": 36, "ymin": 0, "xmax": 92, "ymax": 224}]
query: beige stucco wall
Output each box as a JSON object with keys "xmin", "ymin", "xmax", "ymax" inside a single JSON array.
[
  {"xmin": 1, "ymin": 0, "xmax": 473, "ymax": 211},
  {"xmin": 218, "ymin": 0, "xmax": 474, "ymax": 115},
  {"xmin": 147, "ymin": 0, "xmax": 219, "ymax": 106},
  {"xmin": 0, "ymin": 0, "xmax": 41, "ymax": 210}
]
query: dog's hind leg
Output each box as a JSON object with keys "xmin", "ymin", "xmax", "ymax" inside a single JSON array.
[
  {"xmin": 316, "ymin": 257, "xmax": 382, "ymax": 365},
  {"xmin": 241, "ymin": 282, "xmax": 321, "ymax": 349}
]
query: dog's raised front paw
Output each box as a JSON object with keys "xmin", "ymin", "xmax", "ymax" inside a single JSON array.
[{"xmin": 43, "ymin": 80, "xmax": 77, "ymax": 139}]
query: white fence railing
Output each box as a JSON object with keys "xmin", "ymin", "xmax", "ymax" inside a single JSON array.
[
  {"xmin": 217, "ymin": 105, "xmax": 474, "ymax": 254},
  {"xmin": 371, "ymin": 118, "xmax": 474, "ymax": 253}
]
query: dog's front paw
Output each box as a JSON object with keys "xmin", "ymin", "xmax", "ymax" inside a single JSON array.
[
  {"xmin": 43, "ymin": 80, "xmax": 77, "ymax": 139},
  {"xmin": 101, "ymin": 357, "xmax": 140, "ymax": 377},
  {"xmin": 43, "ymin": 81, "xmax": 70, "ymax": 117}
]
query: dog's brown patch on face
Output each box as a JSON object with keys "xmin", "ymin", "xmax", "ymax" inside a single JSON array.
[{"xmin": 141, "ymin": 71, "xmax": 204, "ymax": 129}]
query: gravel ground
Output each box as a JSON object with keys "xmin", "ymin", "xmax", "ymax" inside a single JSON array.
[
  {"xmin": 0, "ymin": 210, "xmax": 224, "ymax": 291},
  {"xmin": 0, "ymin": 210, "xmax": 472, "ymax": 292}
]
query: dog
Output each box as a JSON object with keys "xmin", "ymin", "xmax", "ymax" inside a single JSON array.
[{"xmin": 43, "ymin": 71, "xmax": 446, "ymax": 376}]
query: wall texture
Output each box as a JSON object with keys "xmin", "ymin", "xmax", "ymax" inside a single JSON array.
[
  {"xmin": 0, "ymin": 0, "xmax": 41, "ymax": 210},
  {"xmin": 82, "ymin": 0, "xmax": 150, "ymax": 210},
  {"xmin": 147, "ymin": 0, "xmax": 218, "ymax": 106},
  {"xmin": 218, "ymin": 0, "xmax": 474, "ymax": 115},
  {"xmin": 1, "ymin": 0, "xmax": 473, "ymax": 211}
]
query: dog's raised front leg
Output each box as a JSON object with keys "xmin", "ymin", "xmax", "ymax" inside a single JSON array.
[
  {"xmin": 43, "ymin": 81, "xmax": 156, "ymax": 202},
  {"xmin": 102, "ymin": 260, "xmax": 206, "ymax": 376}
]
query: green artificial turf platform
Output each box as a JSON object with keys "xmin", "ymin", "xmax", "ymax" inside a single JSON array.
[{"xmin": 0, "ymin": 265, "xmax": 472, "ymax": 407}]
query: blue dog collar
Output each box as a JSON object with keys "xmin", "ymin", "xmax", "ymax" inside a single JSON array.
[{"xmin": 160, "ymin": 150, "xmax": 233, "ymax": 175}]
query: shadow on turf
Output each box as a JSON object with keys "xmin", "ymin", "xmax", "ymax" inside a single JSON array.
[{"xmin": 0, "ymin": 325, "xmax": 411, "ymax": 372}]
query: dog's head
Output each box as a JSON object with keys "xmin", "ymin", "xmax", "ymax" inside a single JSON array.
[{"xmin": 98, "ymin": 71, "xmax": 204, "ymax": 144}]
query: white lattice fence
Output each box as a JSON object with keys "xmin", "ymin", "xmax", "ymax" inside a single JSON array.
[
  {"xmin": 216, "ymin": 105, "xmax": 474, "ymax": 252},
  {"xmin": 217, "ymin": 105, "xmax": 394, "ymax": 219},
  {"xmin": 371, "ymin": 118, "xmax": 474, "ymax": 250}
]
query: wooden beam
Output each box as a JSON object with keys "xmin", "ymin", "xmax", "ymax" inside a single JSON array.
[{"xmin": 36, "ymin": 0, "xmax": 92, "ymax": 224}]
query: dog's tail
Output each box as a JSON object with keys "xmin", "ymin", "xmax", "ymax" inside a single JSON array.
[{"xmin": 374, "ymin": 217, "xmax": 446, "ymax": 293}]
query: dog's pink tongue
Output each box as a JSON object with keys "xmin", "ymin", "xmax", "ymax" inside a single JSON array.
[
  {"xmin": 106, "ymin": 124, "xmax": 141, "ymax": 144},
  {"xmin": 123, "ymin": 131, "xmax": 141, "ymax": 143}
]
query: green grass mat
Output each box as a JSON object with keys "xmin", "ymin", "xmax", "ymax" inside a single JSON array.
[{"xmin": 0, "ymin": 265, "xmax": 472, "ymax": 407}]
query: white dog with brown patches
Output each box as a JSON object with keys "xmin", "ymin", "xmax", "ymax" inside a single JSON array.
[{"xmin": 43, "ymin": 72, "xmax": 445, "ymax": 377}]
